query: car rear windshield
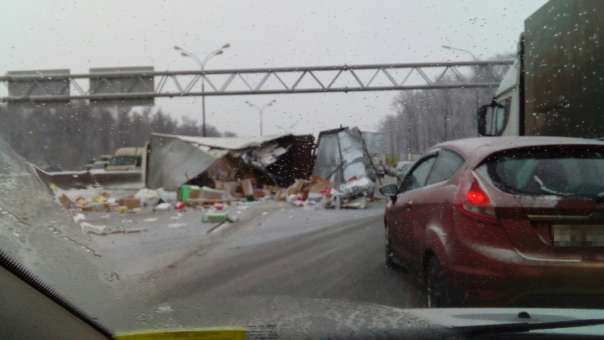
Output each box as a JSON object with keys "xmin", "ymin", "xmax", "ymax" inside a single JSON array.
[{"xmin": 477, "ymin": 145, "xmax": 604, "ymax": 198}]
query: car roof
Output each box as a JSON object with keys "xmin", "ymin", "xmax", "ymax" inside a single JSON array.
[{"xmin": 432, "ymin": 136, "xmax": 604, "ymax": 165}]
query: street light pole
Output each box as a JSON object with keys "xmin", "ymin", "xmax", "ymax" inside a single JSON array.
[
  {"xmin": 245, "ymin": 99, "xmax": 276, "ymax": 136},
  {"xmin": 174, "ymin": 43, "xmax": 230, "ymax": 136}
]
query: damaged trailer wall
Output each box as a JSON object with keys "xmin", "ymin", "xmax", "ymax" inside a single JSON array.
[
  {"xmin": 146, "ymin": 134, "xmax": 227, "ymax": 191},
  {"xmin": 198, "ymin": 135, "xmax": 315, "ymax": 188},
  {"xmin": 263, "ymin": 135, "xmax": 315, "ymax": 188},
  {"xmin": 146, "ymin": 133, "xmax": 314, "ymax": 191},
  {"xmin": 312, "ymin": 127, "xmax": 378, "ymax": 190},
  {"xmin": 361, "ymin": 131, "xmax": 385, "ymax": 158}
]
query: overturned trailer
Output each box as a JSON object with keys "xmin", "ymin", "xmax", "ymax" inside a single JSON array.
[
  {"xmin": 145, "ymin": 133, "xmax": 314, "ymax": 191},
  {"xmin": 312, "ymin": 127, "xmax": 379, "ymax": 198},
  {"xmin": 36, "ymin": 168, "xmax": 142, "ymax": 189}
]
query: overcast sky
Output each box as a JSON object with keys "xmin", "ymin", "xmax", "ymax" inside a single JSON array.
[{"xmin": 0, "ymin": 0, "xmax": 546, "ymax": 136}]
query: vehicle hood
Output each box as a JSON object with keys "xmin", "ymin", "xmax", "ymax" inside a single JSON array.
[{"xmin": 122, "ymin": 295, "xmax": 604, "ymax": 338}]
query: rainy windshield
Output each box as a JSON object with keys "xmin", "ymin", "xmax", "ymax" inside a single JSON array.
[{"xmin": 2, "ymin": 0, "xmax": 604, "ymax": 335}]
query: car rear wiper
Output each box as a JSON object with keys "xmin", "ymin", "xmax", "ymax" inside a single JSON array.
[
  {"xmin": 594, "ymin": 192, "xmax": 604, "ymax": 203},
  {"xmin": 533, "ymin": 176, "xmax": 573, "ymax": 197},
  {"xmin": 456, "ymin": 312, "xmax": 604, "ymax": 336}
]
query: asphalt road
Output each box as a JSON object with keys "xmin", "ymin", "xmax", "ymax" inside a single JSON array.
[
  {"xmin": 140, "ymin": 208, "xmax": 426, "ymax": 321},
  {"xmin": 52, "ymin": 199, "xmax": 427, "ymax": 330}
]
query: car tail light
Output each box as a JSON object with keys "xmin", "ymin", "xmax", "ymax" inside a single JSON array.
[
  {"xmin": 459, "ymin": 176, "xmax": 497, "ymax": 221},
  {"xmin": 466, "ymin": 181, "xmax": 490, "ymax": 205}
]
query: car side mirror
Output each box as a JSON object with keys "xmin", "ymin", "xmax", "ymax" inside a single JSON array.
[
  {"xmin": 380, "ymin": 184, "xmax": 399, "ymax": 202},
  {"xmin": 478, "ymin": 100, "xmax": 505, "ymax": 136},
  {"xmin": 477, "ymin": 104, "xmax": 492, "ymax": 136}
]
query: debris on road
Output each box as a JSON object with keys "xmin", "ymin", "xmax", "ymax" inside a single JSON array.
[
  {"xmin": 199, "ymin": 186, "xmax": 225, "ymax": 203},
  {"xmin": 80, "ymin": 222, "xmax": 109, "ymax": 235},
  {"xmin": 157, "ymin": 188, "xmax": 177, "ymax": 203},
  {"xmin": 118, "ymin": 196, "xmax": 141, "ymax": 210},
  {"xmin": 79, "ymin": 221, "xmax": 146, "ymax": 235},
  {"xmin": 240, "ymin": 179, "xmax": 254, "ymax": 198},
  {"xmin": 73, "ymin": 213, "xmax": 86, "ymax": 223},
  {"xmin": 48, "ymin": 126, "xmax": 385, "ymax": 240},
  {"xmin": 177, "ymin": 184, "xmax": 200, "ymax": 202},
  {"xmin": 59, "ymin": 194, "xmax": 74, "ymax": 209},
  {"xmin": 340, "ymin": 177, "xmax": 375, "ymax": 199},
  {"xmin": 155, "ymin": 304, "xmax": 174, "ymax": 314},
  {"xmin": 135, "ymin": 188, "xmax": 160, "ymax": 207},
  {"xmin": 175, "ymin": 201, "xmax": 186, "ymax": 211},
  {"xmin": 153, "ymin": 202, "xmax": 171, "ymax": 212}
]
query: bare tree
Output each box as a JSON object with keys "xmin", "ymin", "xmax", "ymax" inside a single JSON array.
[
  {"xmin": 0, "ymin": 103, "xmax": 234, "ymax": 170},
  {"xmin": 380, "ymin": 54, "xmax": 512, "ymax": 160}
]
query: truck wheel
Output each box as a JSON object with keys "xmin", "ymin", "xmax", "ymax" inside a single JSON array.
[{"xmin": 425, "ymin": 256, "xmax": 453, "ymax": 307}]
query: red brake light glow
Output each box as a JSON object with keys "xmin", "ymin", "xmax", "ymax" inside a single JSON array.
[
  {"xmin": 460, "ymin": 176, "xmax": 497, "ymax": 221},
  {"xmin": 466, "ymin": 181, "xmax": 491, "ymax": 206}
]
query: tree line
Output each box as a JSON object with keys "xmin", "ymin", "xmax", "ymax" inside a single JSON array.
[
  {"xmin": 379, "ymin": 54, "xmax": 512, "ymax": 163},
  {"xmin": 0, "ymin": 103, "xmax": 235, "ymax": 170}
]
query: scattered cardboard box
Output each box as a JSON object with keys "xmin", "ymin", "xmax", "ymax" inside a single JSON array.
[
  {"xmin": 118, "ymin": 197, "xmax": 141, "ymax": 210},
  {"xmin": 178, "ymin": 185, "xmax": 200, "ymax": 202},
  {"xmin": 287, "ymin": 179, "xmax": 308, "ymax": 196},
  {"xmin": 254, "ymin": 189, "xmax": 266, "ymax": 199},
  {"xmin": 308, "ymin": 176, "xmax": 331, "ymax": 193},
  {"xmin": 240, "ymin": 179, "xmax": 254, "ymax": 197},
  {"xmin": 93, "ymin": 192, "xmax": 110, "ymax": 204},
  {"xmin": 200, "ymin": 186, "xmax": 224, "ymax": 201},
  {"xmin": 274, "ymin": 188, "xmax": 287, "ymax": 201},
  {"xmin": 223, "ymin": 181, "xmax": 240, "ymax": 200},
  {"xmin": 59, "ymin": 194, "xmax": 74, "ymax": 209}
]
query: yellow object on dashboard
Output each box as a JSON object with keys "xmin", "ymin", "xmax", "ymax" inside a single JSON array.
[{"xmin": 114, "ymin": 328, "xmax": 247, "ymax": 340}]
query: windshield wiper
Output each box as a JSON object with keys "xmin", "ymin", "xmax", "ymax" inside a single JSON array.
[{"xmin": 457, "ymin": 313, "xmax": 604, "ymax": 336}]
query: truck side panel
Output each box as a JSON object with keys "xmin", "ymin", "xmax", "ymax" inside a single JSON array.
[{"xmin": 524, "ymin": 0, "xmax": 604, "ymax": 137}]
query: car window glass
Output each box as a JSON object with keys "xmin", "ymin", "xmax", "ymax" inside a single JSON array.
[
  {"xmin": 426, "ymin": 149, "xmax": 464, "ymax": 185},
  {"xmin": 478, "ymin": 146, "xmax": 604, "ymax": 197},
  {"xmin": 400, "ymin": 156, "xmax": 436, "ymax": 191}
]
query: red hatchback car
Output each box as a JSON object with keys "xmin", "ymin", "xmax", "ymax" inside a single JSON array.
[{"xmin": 382, "ymin": 137, "xmax": 604, "ymax": 307}]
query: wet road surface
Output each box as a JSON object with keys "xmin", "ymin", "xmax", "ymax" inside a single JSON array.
[{"xmin": 120, "ymin": 206, "xmax": 428, "ymax": 330}]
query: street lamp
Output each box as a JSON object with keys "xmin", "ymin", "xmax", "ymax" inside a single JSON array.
[
  {"xmin": 174, "ymin": 43, "xmax": 230, "ymax": 136},
  {"xmin": 245, "ymin": 99, "xmax": 276, "ymax": 136},
  {"xmin": 441, "ymin": 45, "xmax": 478, "ymax": 60}
]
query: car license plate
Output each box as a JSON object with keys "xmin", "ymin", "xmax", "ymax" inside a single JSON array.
[{"xmin": 552, "ymin": 224, "xmax": 604, "ymax": 247}]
